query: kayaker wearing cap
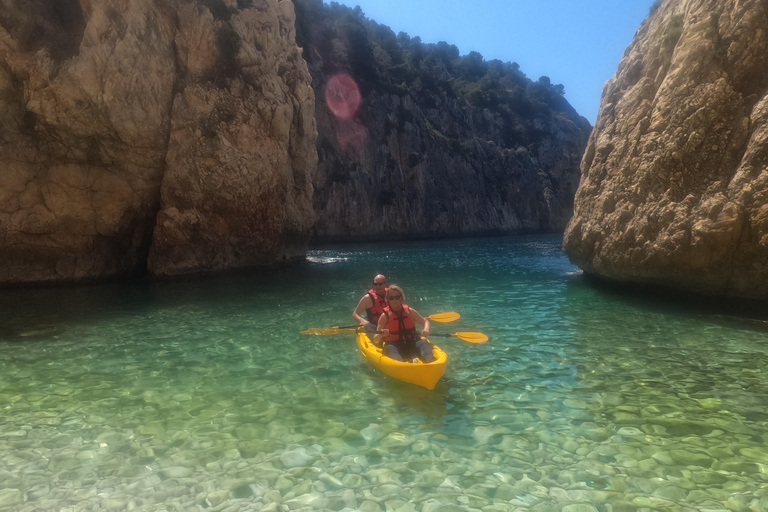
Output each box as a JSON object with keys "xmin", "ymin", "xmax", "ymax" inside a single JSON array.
[
  {"xmin": 375, "ymin": 284, "xmax": 435, "ymax": 363},
  {"xmin": 353, "ymin": 274, "xmax": 388, "ymax": 339}
]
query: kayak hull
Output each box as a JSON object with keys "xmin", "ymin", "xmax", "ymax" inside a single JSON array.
[{"xmin": 356, "ymin": 332, "xmax": 447, "ymax": 390}]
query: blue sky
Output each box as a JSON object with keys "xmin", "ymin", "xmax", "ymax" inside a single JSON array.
[{"xmin": 330, "ymin": 0, "xmax": 657, "ymax": 124}]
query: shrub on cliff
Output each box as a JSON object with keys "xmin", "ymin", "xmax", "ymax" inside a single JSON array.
[
  {"xmin": 293, "ymin": 0, "xmax": 591, "ymax": 241},
  {"xmin": 295, "ymin": 1, "xmax": 577, "ymax": 149}
]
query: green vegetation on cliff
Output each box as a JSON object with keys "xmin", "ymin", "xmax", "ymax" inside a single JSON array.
[
  {"xmin": 294, "ymin": 1, "xmax": 583, "ymax": 151},
  {"xmin": 294, "ymin": 0, "xmax": 591, "ymax": 242}
]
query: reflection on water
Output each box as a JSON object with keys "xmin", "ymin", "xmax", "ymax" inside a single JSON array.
[{"xmin": 1, "ymin": 235, "xmax": 768, "ymax": 511}]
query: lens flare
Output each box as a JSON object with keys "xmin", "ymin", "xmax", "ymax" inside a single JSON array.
[
  {"xmin": 335, "ymin": 119, "xmax": 367, "ymax": 150},
  {"xmin": 325, "ymin": 74, "xmax": 361, "ymax": 119}
]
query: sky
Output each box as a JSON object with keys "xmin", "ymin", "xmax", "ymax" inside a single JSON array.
[{"xmin": 330, "ymin": 0, "xmax": 657, "ymax": 124}]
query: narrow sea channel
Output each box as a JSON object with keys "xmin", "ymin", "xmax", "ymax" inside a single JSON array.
[{"xmin": 1, "ymin": 234, "xmax": 767, "ymax": 511}]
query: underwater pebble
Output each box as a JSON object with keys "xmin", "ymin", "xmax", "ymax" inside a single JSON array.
[
  {"xmin": 342, "ymin": 474, "xmax": 364, "ymax": 488},
  {"xmin": 280, "ymin": 449, "xmax": 315, "ymax": 468},
  {"xmin": 561, "ymin": 505, "xmax": 599, "ymax": 512},
  {"xmin": 0, "ymin": 489, "xmax": 23, "ymax": 508},
  {"xmin": 360, "ymin": 424, "xmax": 383, "ymax": 443},
  {"xmin": 4, "ymin": 316, "xmax": 768, "ymax": 512},
  {"xmin": 380, "ymin": 433, "xmax": 413, "ymax": 450},
  {"xmin": 160, "ymin": 467, "xmax": 193, "ymax": 479}
]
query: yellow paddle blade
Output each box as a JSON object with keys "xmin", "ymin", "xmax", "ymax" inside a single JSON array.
[
  {"xmin": 452, "ymin": 332, "xmax": 488, "ymax": 343},
  {"xmin": 301, "ymin": 326, "xmax": 359, "ymax": 335},
  {"xmin": 427, "ymin": 312, "xmax": 460, "ymax": 323}
]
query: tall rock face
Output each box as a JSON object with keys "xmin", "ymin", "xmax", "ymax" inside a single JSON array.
[
  {"xmin": 148, "ymin": 0, "xmax": 317, "ymax": 275},
  {"xmin": 0, "ymin": 0, "xmax": 316, "ymax": 283},
  {"xmin": 293, "ymin": 0, "xmax": 591, "ymax": 242},
  {"xmin": 564, "ymin": 0, "xmax": 768, "ymax": 299}
]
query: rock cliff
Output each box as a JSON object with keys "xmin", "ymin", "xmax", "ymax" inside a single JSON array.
[
  {"xmin": 563, "ymin": 0, "xmax": 768, "ymax": 299},
  {"xmin": 293, "ymin": 0, "xmax": 591, "ymax": 242},
  {"xmin": 0, "ymin": 0, "xmax": 316, "ymax": 283}
]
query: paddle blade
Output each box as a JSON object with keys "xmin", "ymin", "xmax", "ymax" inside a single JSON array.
[
  {"xmin": 427, "ymin": 312, "xmax": 460, "ymax": 323},
  {"xmin": 301, "ymin": 326, "xmax": 358, "ymax": 335},
  {"xmin": 452, "ymin": 332, "xmax": 488, "ymax": 343}
]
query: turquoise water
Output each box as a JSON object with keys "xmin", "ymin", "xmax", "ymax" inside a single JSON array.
[{"xmin": 1, "ymin": 234, "xmax": 768, "ymax": 512}]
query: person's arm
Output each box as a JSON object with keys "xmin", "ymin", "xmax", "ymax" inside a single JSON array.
[
  {"xmin": 353, "ymin": 295, "xmax": 374, "ymax": 326},
  {"xmin": 410, "ymin": 308, "xmax": 431, "ymax": 339},
  {"xmin": 374, "ymin": 314, "xmax": 388, "ymax": 347}
]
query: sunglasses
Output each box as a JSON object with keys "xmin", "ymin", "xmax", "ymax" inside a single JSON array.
[
  {"xmin": 387, "ymin": 295, "xmax": 403, "ymax": 301},
  {"xmin": 373, "ymin": 282, "xmax": 387, "ymax": 286}
]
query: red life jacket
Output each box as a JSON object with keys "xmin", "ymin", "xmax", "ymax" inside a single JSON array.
[
  {"xmin": 383, "ymin": 305, "xmax": 417, "ymax": 345},
  {"xmin": 366, "ymin": 288, "xmax": 387, "ymax": 323}
]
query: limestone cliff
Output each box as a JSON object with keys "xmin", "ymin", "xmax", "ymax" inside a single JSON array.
[
  {"xmin": 293, "ymin": 0, "xmax": 591, "ymax": 242},
  {"xmin": 0, "ymin": 0, "xmax": 316, "ymax": 283},
  {"xmin": 563, "ymin": 0, "xmax": 768, "ymax": 299}
]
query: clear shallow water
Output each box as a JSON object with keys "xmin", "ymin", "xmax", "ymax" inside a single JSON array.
[{"xmin": 1, "ymin": 234, "xmax": 768, "ymax": 512}]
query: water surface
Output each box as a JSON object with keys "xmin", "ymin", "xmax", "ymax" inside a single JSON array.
[{"xmin": 1, "ymin": 235, "xmax": 767, "ymax": 512}]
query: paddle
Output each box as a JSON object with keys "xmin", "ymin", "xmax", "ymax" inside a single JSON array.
[
  {"xmin": 301, "ymin": 327, "xmax": 359, "ymax": 335},
  {"xmin": 422, "ymin": 312, "xmax": 461, "ymax": 323},
  {"xmin": 371, "ymin": 330, "xmax": 488, "ymax": 343},
  {"xmin": 301, "ymin": 312, "xmax": 460, "ymax": 336},
  {"xmin": 420, "ymin": 332, "xmax": 488, "ymax": 343},
  {"xmin": 301, "ymin": 327, "xmax": 488, "ymax": 344}
]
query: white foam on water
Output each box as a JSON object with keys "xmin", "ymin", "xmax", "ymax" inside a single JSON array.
[{"xmin": 306, "ymin": 255, "xmax": 349, "ymax": 264}]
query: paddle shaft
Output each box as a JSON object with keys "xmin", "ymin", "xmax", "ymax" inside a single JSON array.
[
  {"xmin": 347, "ymin": 312, "xmax": 459, "ymax": 330},
  {"xmin": 302, "ymin": 312, "xmax": 462, "ymax": 336},
  {"xmin": 379, "ymin": 331, "xmax": 452, "ymax": 338},
  {"xmin": 378, "ymin": 331, "xmax": 456, "ymax": 338}
]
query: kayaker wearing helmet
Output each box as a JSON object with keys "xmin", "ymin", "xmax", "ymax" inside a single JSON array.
[
  {"xmin": 353, "ymin": 274, "xmax": 388, "ymax": 339},
  {"xmin": 375, "ymin": 285, "xmax": 436, "ymax": 363}
]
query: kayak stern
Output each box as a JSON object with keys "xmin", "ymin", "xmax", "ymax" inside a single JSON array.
[{"xmin": 356, "ymin": 332, "xmax": 447, "ymax": 389}]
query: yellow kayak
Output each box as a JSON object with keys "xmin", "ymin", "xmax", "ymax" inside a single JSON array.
[{"xmin": 356, "ymin": 331, "xmax": 447, "ymax": 389}]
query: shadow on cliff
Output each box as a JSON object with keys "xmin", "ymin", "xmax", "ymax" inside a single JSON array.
[{"xmin": 0, "ymin": 0, "xmax": 85, "ymax": 64}]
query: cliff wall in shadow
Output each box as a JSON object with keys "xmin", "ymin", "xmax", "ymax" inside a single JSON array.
[{"xmin": 294, "ymin": 0, "xmax": 591, "ymax": 242}]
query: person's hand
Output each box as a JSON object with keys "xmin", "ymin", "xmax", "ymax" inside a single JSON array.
[
  {"xmin": 381, "ymin": 328, "xmax": 389, "ymax": 336},
  {"xmin": 421, "ymin": 328, "xmax": 430, "ymax": 339}
]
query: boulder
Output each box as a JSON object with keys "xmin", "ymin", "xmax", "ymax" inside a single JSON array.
[
  {"xmin": 0, "ymin": 0, "xmax": 317, "ymax": 283},
  {"xmin": 564, "ymin": 0, "xmax": 768, "ymax": 299}
]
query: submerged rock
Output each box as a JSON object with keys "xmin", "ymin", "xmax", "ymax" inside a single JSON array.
[
  {"xmin": 564, "ymin": 0, "xmax": 768, "ymax": 299},
  {"xmin": 279, "ymin": 448, "xmax": 316, "ymax": 468}
]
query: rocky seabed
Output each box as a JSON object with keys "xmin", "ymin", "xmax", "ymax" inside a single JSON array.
[
  {"xmin": 2, "ymin": 240, "xmax": 768, "ymax": 512},
  {"xmin": 2, "ymin": 394, "xmax": 768, "ymax": 512}
]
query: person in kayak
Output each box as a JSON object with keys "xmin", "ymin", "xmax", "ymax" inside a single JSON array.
[
  {"xmin": 375, "ymin": 285, "xmax": 435, "ymax": 363},
  {"xmin": 353, "ymin": 274, "xmax": 388, "ymax": 339}
]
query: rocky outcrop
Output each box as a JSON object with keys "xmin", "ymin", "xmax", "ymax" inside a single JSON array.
[
  {"xmin": 294, "ymin": 0, "xmax": 591, "ymax": 242},
  {"xmin": 563, "ymin": 0, "xmax": 768, "ymax": 299},
  {"xmin": 0, "ymin": 0, "xmax": 316, "ymax": 283},
  {"xmin": 148, "ymin": 0, "xmax": 316, "ymax": 275}
]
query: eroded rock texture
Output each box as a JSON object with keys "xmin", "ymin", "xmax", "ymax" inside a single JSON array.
[
  {"xmin": 294, "ymin": 0, "xmax": 590, "ymax": 242},
  {"xmin": 563, "ymin": 0, "xmax": 768, "ymax": 299},
  {"xmin": 148, "ymin": 0, "xmax": 317, "ymax": 275},
  {"xmin": 0, "ymin": 0, "xmax": 316, "ymax": 282}
]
